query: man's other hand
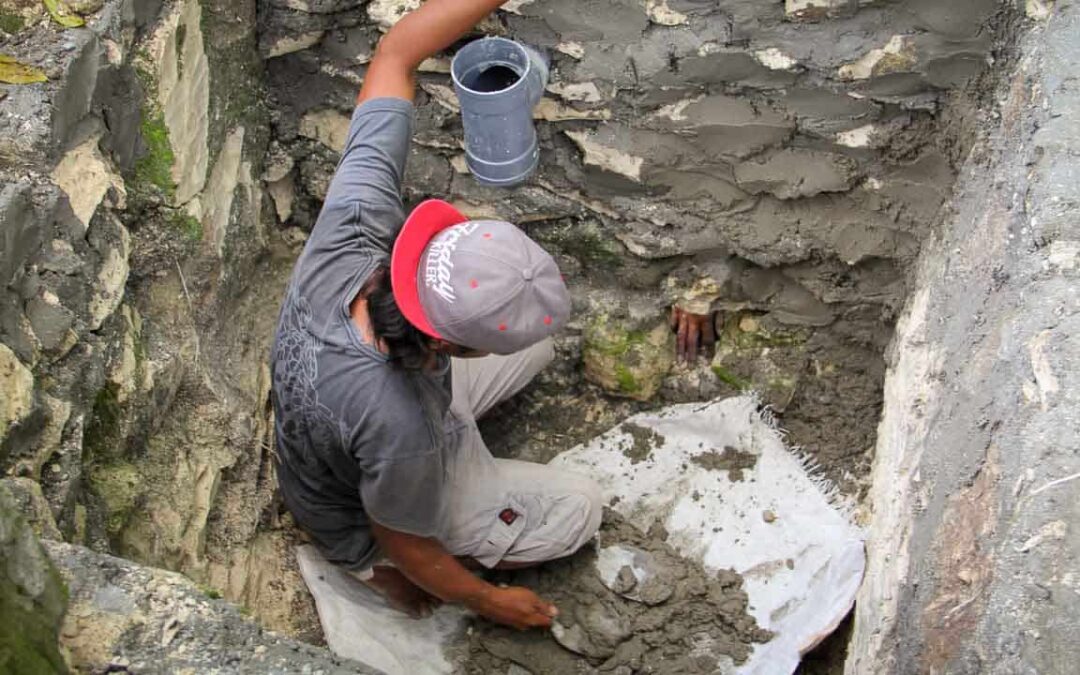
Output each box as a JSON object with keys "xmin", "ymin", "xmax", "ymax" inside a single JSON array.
[
  {"xmin": 670, "ymin": 306, "xmax": 717, "ymax": 364},
  {"xmin": 471, "ymin": 585, "xmax": 558, "ymax": 630}
]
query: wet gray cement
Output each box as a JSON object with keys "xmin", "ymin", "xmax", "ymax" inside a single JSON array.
[
  {"xmin": 691, "ymin": 446, "xmax": 758, "ymax": 482},
  {"xmin": 454, "ymin": 511, "xmax": 772, "ymax": 674},
  {"xmin": 619, "ymin": 421, "xmax": 666, "ymax": 465}
]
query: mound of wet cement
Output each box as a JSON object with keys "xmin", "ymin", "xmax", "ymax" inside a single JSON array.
[{"xmin": 456, "ymin": 511, "xmax": 772, "ymax": 674}]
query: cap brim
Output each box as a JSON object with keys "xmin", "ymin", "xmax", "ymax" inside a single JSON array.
[{"xmin": 391, "ymin": 199, "xmax": 468, "ymax": 339}]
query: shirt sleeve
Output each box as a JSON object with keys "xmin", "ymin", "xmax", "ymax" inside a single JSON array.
[
  {"xmin": 290, "ymin": 98, "xmax": 415, "ymax": 333},
  {"xmin": 318, "ymin": 96, "xmax": 415, "ymax": 257},
  {"xmin": 359, "ymin": 452, "xmax": 447, "ymax": 538},
  {"xmin": 351, "ymin": 390, "xmax": 448, "ymax": 538}
]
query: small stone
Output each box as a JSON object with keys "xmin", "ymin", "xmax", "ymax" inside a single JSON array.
[
  {"xmin": 613, "ymin": 565, "xmax": 638, "ymax": 594},
  {"xmin": 762, "ymin": 510, "xmax": 777, "ymax": 523},
  {"xmin": 739, "ymin": 316, "xmax": 760, "ymax": 333}
]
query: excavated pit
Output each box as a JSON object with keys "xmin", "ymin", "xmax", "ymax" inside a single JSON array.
[
  {"xmin": 253, "ymin": 2, "xmax": 1004, "ymax": 669},
  {"xmin": 0, "ymin": 0, "xmax": 1037, "ymax": 672}
]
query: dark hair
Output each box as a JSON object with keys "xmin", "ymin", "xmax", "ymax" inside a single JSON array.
[{"xmin": 364, "ymin": 267, "xmax": 430, "ymax": 371}]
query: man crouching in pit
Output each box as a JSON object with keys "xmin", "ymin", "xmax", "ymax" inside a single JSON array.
[{"xmin": 269, "ymin": 0, "xmax": 603, "ymax": 630}]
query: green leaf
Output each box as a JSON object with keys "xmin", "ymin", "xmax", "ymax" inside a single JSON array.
[
  {"xmin": 43, "ymin": 0, "xmax": 85, "ymax": 28},
  {"xmin": 0, "ymin": 54, "xmax": 48, "ymax": 84}
]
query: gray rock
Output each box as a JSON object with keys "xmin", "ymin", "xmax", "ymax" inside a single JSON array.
[
  {"xmin": 44, "ymin": 540, "xmax": 381, "ymax": 674},
  {"xmin": 0, "ymin": 477, "xmax": 62, "ymax": 540},
  {"xmin": 0, "ymin": 482, "xmax": 68, "ymax": 674},
  {"xmin": 850, "ymin": 4, "xmax": 1080, "ymax": 673}
]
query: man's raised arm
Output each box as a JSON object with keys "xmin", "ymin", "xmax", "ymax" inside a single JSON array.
[{"xmin": 358, "ymin": 0, "xmax": 509, "ymax": 104}]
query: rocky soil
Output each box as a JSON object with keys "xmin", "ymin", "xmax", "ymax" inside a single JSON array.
[{"xmin": 0, "ymin": 0, "xmax": 1036, "ymax": 672}]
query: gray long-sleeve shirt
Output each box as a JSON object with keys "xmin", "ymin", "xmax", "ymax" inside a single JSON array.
[{"xmin": 271, "ymin": 98, "xmax": 459, "ymax": 570}]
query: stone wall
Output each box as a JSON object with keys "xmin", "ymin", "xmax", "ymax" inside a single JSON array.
[
  {"xmin": 0, "ymin": 0, "xmax": 320, "ymax": 640},
  {"xmin": 44, "ymin": 539, "xmax": 377, "ymax": 673},
  {"xmin": 849, "ymin": 3, "xmax": 1080, "ymax": 672},
  {"xmin": 0, "ymin": 482, "xmax": 68, "ymax": 673}
]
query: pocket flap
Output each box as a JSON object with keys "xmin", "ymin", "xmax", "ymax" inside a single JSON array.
[{"xmin": 472, "ymin": 497, "xmax": 528, "ymax": 568}]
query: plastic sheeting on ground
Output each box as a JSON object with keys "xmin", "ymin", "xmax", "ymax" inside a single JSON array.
[
  {"xmin": 296, "ymin": 545, "xmax": 469, "ymax": 675},
  {"xmin": 297, "ymin": 395, "xmax": 865, "ymax": 674}
]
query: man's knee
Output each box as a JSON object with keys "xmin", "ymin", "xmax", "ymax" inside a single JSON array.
[
  {"xmin": 496, "ymin": 472, "xmax": 605, "ymax": 566},
  {"xmin": 566, "ymin": 476, "xmax": 604, "ymax": 555},
  {"xmin": 578, "ymin": 477, "xmax": 604, "ymax": 550}
]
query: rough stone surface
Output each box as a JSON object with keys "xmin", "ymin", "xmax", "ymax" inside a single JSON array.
[
  {"xmin": 44, "ymin": 540, "xmax": 378, "ymax": 674},
  {"xmin": 50, "ymin": 129, "xmax": 123, "ymax": 231},
  {"xmin": 1, "ymin": 477, "xmax": 63, "ymax": 541},
  {"xmin": 0, "ymin": 482, "xmax": 68, "ymax": 674},
  {"xmin": 1, "ymin": 0, "xmax": 320, "ymax": 647},
  {"xmin": 0, "ymin": 342, "xmax": 33, "ymax": 443},
  {"xmin": 147, "ymin": 0, "xmax": 211, "ymax": 205},
  {"xmin": 583, "ymin": 318, "xmax": 674, "ymax": 401},
  {"xmin": 849, "ymin": 5, "xmax": 1080, "ymax": 673}
]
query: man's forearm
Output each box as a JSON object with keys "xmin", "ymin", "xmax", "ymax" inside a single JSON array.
[
  {"xmin": 359, "ymin": 0, "xmax": 508, "ymax": 102},
  {"xmin": 372, "ymin": 521, "xmax": 492, "ymax": 607},
  {"xmin": 378, "ymin": 0, "xmax": 507, "ymax": 70}
]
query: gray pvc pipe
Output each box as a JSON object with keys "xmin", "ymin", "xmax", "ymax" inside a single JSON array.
[{"xmin": 451, "ymin": 37, "xmax": 549, "ymax": 187}]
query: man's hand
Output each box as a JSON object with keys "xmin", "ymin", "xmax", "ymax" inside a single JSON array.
[
  {"xmin": 469, "ymin": 586, "xmax": 558, "ymax": 630},
  {"xmin": 371, "ymin": 521, "xmax": 556, "ymax": 630},
  {"xmin": 670, "ymin": 306, "xmax": 718, "ymax": 364}
]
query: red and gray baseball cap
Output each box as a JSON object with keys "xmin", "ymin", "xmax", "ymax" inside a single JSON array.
[{"xmin": 390, "ymin": 199, "xmax": 571, "ymax": 355}]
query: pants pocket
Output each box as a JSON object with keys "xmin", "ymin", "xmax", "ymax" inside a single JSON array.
[{"xmin": 471, "ymin": 496, "xmax": 528, "ymax": 568}]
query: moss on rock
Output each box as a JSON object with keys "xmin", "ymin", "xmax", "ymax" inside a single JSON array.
[
  {"xmin": 132, "ymin": 107, "xmax": 176, "ymax": 199},
  {"xmin": 81, "ymin": 382, "xmax": 124, "ymax": 462},
  {"xmin": 126, "ymin": 63, "xmax": 177, "ymax": 202},
  {"xmin": 710, "ymin": 313, "xmax": 809, "ymax": 410},
  {"xmin": 531, "ymin": 219, "xmax": 624, "ymax": 272},
  {"xmin": 0, "ymin": 11, "xmax": 25, "ymax": 33},
  {"xmin": 583, "ymin": 316, "xmax": 673, "ymax": 401},
  {"xmin": 170, "ymin": 211, "xmax": 203, "ymax": 241},
  {"xmin": 0, "ymin": 483, "xmax": 69, "ymax": 674},
  {"xmin": 87, "ymin": 461, "xmax": 142, "ymax": 540}
]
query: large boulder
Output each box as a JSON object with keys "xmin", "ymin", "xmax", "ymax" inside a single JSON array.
[{"xmin": 43, "ymin": 539, "xmax": 378, "ymax": 674}]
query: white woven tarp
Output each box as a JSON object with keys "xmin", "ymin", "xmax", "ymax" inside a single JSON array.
[
  {"xmin": 298, "ymin": 395, "xmax": 864, "ymax": 674},
  {"xmin": 549, "ymin": 395, "xmax": 866, "ymax": 674},
  {"xmin": 296, "ymin": 545, "xmax": 469, "ymax": 675}
]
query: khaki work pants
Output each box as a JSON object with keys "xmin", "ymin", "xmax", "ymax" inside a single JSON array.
[{"xmin": 355, "ymin": 339, "xmax": 603, "ymax": 578}]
